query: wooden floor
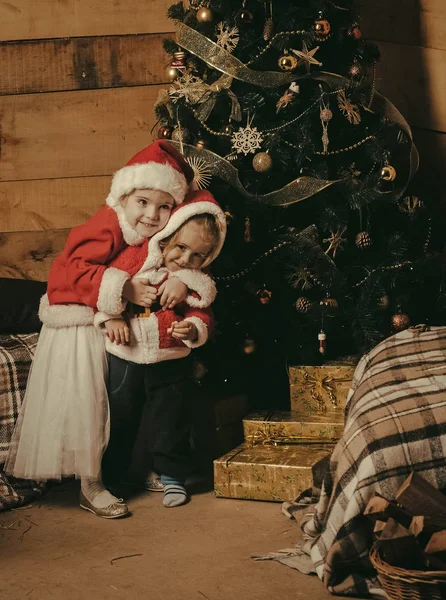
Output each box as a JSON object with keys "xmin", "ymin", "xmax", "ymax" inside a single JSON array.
[{"xmin": 0, "ymin": 477, "xmax": 355, "ymax": 600}]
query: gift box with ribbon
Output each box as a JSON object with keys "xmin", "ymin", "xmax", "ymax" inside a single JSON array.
[
  {"xmin": 243, "ymin": 409, "xmax": 344, "ymax": 445},
  {"xmin": 289, "ymin": 360, "xmax": 357, "ymax": 414},
  {"xmin": 213, "ymin": 443, "xmax": 334, "ymax": 502}
]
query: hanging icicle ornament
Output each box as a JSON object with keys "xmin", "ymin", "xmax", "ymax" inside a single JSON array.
[
  {"xmin": 232, "ymin": 117, "xmax": 264, "ymax": 155},
  {"xmin": 244, "ymin": 216, "xmax": 253, "ymax": 242},
  {"xmin": 215, "ymin": 22, "xmax": 240, "ymax": 53},
  {"xmin": 318, "ymin": 329, "xmax": 327, "ymax": 355},
  {"xmin": 186, "ymin": 155, "xmax": 212, "ymax": 189},
  {"xmin": 319, "ymin": 91, "xmax": 332, "ymax": 154}
]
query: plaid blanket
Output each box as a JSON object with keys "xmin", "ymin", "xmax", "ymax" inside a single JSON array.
[
  {"xmin": 0, "ymin": 333, "xmax": 45, "ymax": 510},
  {"xmin": 304, "ymin": 325, "xmax": 446, "ymax": 597}
]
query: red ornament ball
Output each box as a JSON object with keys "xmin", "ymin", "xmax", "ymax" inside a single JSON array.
[{"xmin": 157, "ymin": 125, "xmax": 173, "ymax": 140}]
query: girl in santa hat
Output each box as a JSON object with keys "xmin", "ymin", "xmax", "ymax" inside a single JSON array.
[
  {"xmin": 5, "ymin": 141, "xmax": 215, "ymax": 518},
  {"xmin": 94, "ymin": 189, "xmax": 226, "ymax": 512}
]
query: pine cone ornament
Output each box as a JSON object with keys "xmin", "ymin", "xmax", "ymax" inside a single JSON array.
[
  {"xmin": 295, "ymin": 297, "xmax": 312, "ymax": 313},
  {"xmin": 355, "ymin": 231, "xmax": 372, "ymax": 249}
]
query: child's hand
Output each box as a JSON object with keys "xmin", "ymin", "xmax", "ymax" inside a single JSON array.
[
  {"xmin": 167, "ymin": 320, "xmax": 198, "ymax": 341},
  {"xmin": 158, "ymin": 278, "xmax": 188, "ymax": 310},
  {"xmin": 104, "ymin": 318, "xmax": 130, "ymax": 345},
  {"xmin": 123, "ymin": 279, "xmax": 157, "ymax": 307}
]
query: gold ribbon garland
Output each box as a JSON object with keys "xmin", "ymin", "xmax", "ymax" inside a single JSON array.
[
  {"xmin": 176, "ymin": 22, "xmax": 296, "ymax": 88},
  {"xmin": 170, "ymin": 140, "xmax": 342, "ymax": 206},
  {"xmin": 193, "ymin": 74, "xmax": 242, "ymax": 123}
]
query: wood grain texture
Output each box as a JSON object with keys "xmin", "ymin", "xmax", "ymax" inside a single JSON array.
[
  {"xmin": 0, "ymin": 0, "xmax": 173, "ymax": 41},
  {"xmin": 0, "ymin": 177, "xmax": 109, "ymax": 233},
  {"xmin": 377, "ymin": 41, "xmax": 446, "ymax": 133},
  {"xmin": 0, "ymin": 85, "xmax": 165, "ymax": 182},
  {"xmin": 0, "ymin": 33, "xmax": 171, "ymax": 95},
  {"xmin": 359, "ymin": 0, "xmax": 446, "ymax": 51},
  {"xmin": 0, "ymin": 228, "xmax": 69, "ymax": 281}
]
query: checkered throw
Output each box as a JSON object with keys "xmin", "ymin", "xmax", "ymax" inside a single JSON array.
[
  {"xmin": 306, "ymin": 326, "xmax": 446, "ymax": 597},
  {"xmin": 0, "ymin": 334, "xmax": 45, "ymax": 511}
]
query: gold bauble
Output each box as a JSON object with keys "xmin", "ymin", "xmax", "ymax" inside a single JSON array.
[
  {"xmin": 252, "ymin": 152, "xmax": 273, "ymax": 173},
  {"xmin": 172, "ymin": 127, "xmax": 190, "ymax": 143},
  {"xmin": 224, "ymin": 211, "xmax": 234, "ymax": 225},
  {"xmin": 243, "ymin": 337, "xmax": 256, "ymax": 355},
  {"xmin": 381, "ymin": 165, "xmax": 397, "ymax": 182},
  {"xmin": 314, "ymin": 19, "xmax": 331, "ymax": 39},
  {"xmin": 195, "ymin": 138, "xmax": 208, "ymax": 150},
  {"xmin": 391, "ymin": 312, "xmax": 410, "ymax": 332},
  {"xmin": 196, "ymin": 7, "xmax": 213, "ymax": 22},
  {"xmin": 278, "ymin": 54, "xmax": 298, "ymax": 72},
  {"xmin": 166, "ymin": 65, "xmax": 180, "ymax": 82}
]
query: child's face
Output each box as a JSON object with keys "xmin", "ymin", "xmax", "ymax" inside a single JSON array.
[
  {"xmin": 120, "ymin": 188, "xmax": 174, "ymax": 238},
  {"xmin": 163, "ymin": 221, "xmax": 213, "ymax": 272}
]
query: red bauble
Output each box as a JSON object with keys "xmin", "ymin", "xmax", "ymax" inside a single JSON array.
[{"xmin": 157, "ymin": 126, "xmax": 173, "ymax": 140}]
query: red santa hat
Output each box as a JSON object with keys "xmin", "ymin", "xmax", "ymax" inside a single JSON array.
[
  {"xmin": 141, "ymin": 189, "xmax": 227, "ymax": 271},
  {"xmin": 106, "ymin": 140, "xmax": 195, "ymax": 207}
]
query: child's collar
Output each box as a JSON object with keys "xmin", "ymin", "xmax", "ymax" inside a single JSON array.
[{"xmin": 112, "ymin": 203, "xmax": 146, "ymax": 246}]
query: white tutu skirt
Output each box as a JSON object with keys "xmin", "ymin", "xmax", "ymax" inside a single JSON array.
[{"xmin": 5, "ymin": 324, "xmax": 109, "ymax": 481}]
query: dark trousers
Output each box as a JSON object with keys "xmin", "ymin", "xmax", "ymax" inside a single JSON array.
[{"xmin": 102, "ymin": 353, "xmax": 193, "ymax": 483}]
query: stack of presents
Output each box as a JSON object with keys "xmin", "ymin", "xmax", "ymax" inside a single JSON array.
[{"xmin": 213, "ymin": 360, "xmax": 356, "ymax": 502}]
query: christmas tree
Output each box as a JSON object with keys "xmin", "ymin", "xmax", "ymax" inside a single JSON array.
[{"xmin": 156, "ymin": 0, "xmax": 446, "ymax": 406}]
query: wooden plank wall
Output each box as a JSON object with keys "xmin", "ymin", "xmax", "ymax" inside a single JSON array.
[
  {"xmin": 0, "ymin": 0, "xmax": 173, "ymax": 280},
  {"xmin": 0, "ymin": 1, "xmax": 444, "ymax": 280},
  {"xmin": 359, "ymin": 0, "xmax": 446, "ymax": 198}
]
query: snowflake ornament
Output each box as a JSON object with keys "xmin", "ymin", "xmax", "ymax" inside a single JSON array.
[
  {"xmin": 216, "ymin": 22, "xmax": 239, "ymax": 53},
  {"xmin": 337, "ymin": 89, "xmax": 361, "ymax": 125},
  {"xmin": 169, "ymin": 72, "xmax": 207, "ymax": 104},
  {"xmin": 232, "ymin": 123, "xmax": 264, "ymax": 155}
]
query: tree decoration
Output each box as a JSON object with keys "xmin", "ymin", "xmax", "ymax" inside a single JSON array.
[
  {"xmin": 278, "ymin": 52, "xmax": 298, "ymax": 72},
  {"xmin": 256, "ymin": 287, "xmax": 273, "ymax": 304},
  {"xmin": 242, "ymin": 336, "xmax": 256, "ymax": 354},
  {"xmin": 196, "ymin": 6, "xmax": 214, "ymax": 22},
  {"xmin": 314, "ymin": 18, "xmax": 331, "ymax": 41},
  {"xmin": 320, "ymin": 94, "xmax": 333, "ymax": 154},
  {"xmin": 237, "ymin": 0, "xmax": 254, "ymax": 24},
  {"xmin": 391, "ymin": 311, "xmax": 410, "ymax": 332},
  {"xmin": 349, "ymin": 62, "xmax": 361, "ymax": 77},
  {"xmin": 320, "ymin": 297, "xmax": 339, "ymax": 310},
  {"xmin": 157, "ymin": 125, "xmax": 173, "ymax": 139},
  {"xmin": 291, "ymin": 41, "xmax": 322, "ymax": 73},
  {"xmin": 355, "ymin": 231, "xmax": 372, "ymax": 249},
  {"xmin": 224, "ymin": 211, "xmax": 234, "ymax": 224},
  {"xmin": 169, "ymin": 72, "xmax": 207, "ymax": 104},
  {"xmin": 263, "ymin": 0, "xmax": 274, "ymax": 40},
  {"xmin": 252, "ymin": 152, "xmax": 273, "ymax": 172},
  {"xmin": 381, "ymin": 164, "xmax": 397, "ymax": 182},
  {"xmin": 186, "ymin": 155, "xmax": 212, "ymax": 189},
  {"xmin": 377, "ymin": 295, "xmax": 390, "ymax": 311},
  {"xmin": 337, "ymin": 89, "xmax": 361, "ymax": 125},
  {"xmin": 244, "ymin": 216, "xmax": 253, "ymax": 242},
  {"xmin": 295, "ymin": 297, "xmax": 312, "ymax": 313},
  {"xmin": 276, "ymin": 90, "xmax": 295, "ymax": 112},
  {"xmin": 166, "ymin": 65, "xmax": 181, "ymax": 82},
  {"xmin": 318, "ymin": 329, "xmax": 327, "ymax": 354},
  {"xmin": 195, "ymin": 136, "xmax": 209, "ymax": 150},
  {"xmin": 349, "ymin": 24, "xmax": 362, "ymax": 40},
  {"xmin": 399, "ymin": 195, "xmax": 423, "ymax": 216},
  {"xmin": 172, "ymin": 50, "xmax": 186, "ymax": 69},
  {"xmin": 215, "ymin": 22, "xmax": 240, "ymax": 53},
  {"xmin": 172, "ymin": 126, "xmax": 190, "ymax": 143},
  {"xmin": 323, "ymin": 226, "xmax": 347, "ymax": 258},
  {"xmin": 232, "ymin": 119, "xmax": 264, "ymax": 155}
]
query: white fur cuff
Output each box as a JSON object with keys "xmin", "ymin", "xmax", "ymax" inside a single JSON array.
[
  {"xmin": 39, "ymin": 294, "xmax": 94, "ymax": 328},
  {"xmin": 172, "ymin": 270, "xmax": 216, "ymax": 308},
  {"xmin": 97, "ymin": 267, "xmax": 130, "ymax": 314},
  {"xmin": 182, "ymin": 317, "xmax": 208, "ymax": 348}
]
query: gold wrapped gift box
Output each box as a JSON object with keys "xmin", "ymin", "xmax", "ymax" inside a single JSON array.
[
  {"xmin": 289, "ymin": 360, "xmax": 357, "ymax": 414},
  {"xmin": 243, "ymin": 409, "xmax": 344, "ymax": 444},
  {"xmin": 214, "ymin": 442, "xmax": 334, "ymax": 502}
]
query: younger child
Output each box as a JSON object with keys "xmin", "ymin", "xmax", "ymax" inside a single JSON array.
[
  {"xmin": 5, "ymin": 141, "xmax": 206, "ymax": 518},
  {"xmin": 96, "ymin": 190, "xmax": 226, "ymax": 508}
]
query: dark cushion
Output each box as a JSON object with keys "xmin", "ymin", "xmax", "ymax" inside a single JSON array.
[{"xmin": 0, "ymin": 279, "xmax": 46, "ymax": 333}]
